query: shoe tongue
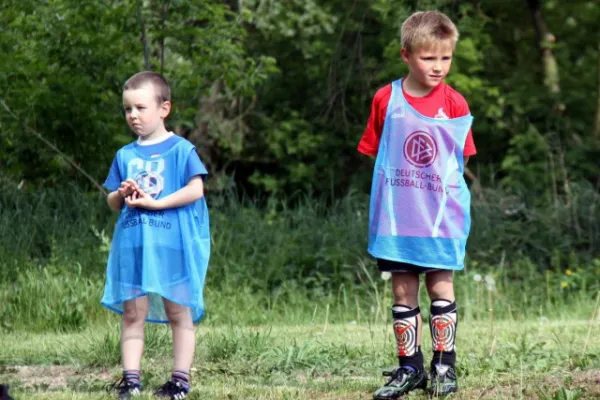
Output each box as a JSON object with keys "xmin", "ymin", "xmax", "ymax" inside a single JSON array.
[{"xmin": 435, "ymin": 364, "xmax": 449, "ymax": 375}]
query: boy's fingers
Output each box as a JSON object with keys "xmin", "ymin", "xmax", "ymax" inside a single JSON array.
[
  {"xmin": 125, "ymin": 178, "xmax": 139, "ymax": 189},
  {"xmin": 125, "ymin": 194, "xmax": 139, "ymax": 207}
]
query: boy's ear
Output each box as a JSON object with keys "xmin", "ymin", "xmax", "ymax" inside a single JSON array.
[
  {"xmin": 160, "ymin": 101, "xmax": 172, "ymax": 119},
  {"xmin": 401, "ymin": 48, "xmax": 410, "ymax": 63}
]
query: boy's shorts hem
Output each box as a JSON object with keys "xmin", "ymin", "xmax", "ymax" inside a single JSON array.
[{"xmin": 377, "ymin": 258, "xmax": 443, "ymax": 274}]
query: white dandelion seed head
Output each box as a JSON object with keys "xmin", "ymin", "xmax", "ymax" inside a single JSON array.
[
  {"xmin": 381, "ymin": 271, "xmax": 392, "ymax": 281},
  {"xmin": 473, "ymin": 274, "xmax": 482, "ymax": 282}
]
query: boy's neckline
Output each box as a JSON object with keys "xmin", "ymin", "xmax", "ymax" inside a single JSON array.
[
  {"xmin": 136, "ymin": 131, "xmax": 174, "ymax": 146},
  {"xmin": 395, "ymin": 78, "xmax": 472, "ymax": 124}
]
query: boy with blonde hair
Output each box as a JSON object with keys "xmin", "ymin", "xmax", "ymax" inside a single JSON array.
[{"xmin": 358, "ymin": 11, "xmax": 476, "ymax": 398}]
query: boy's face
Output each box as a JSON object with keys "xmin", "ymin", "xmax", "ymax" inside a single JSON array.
[
  {"xmin": 122, "ymin": 83, "xmax": 171, "ymax": 140},
  {"xmin": 401, "ymin": 42, "xmax": 453, "ymax": 90}
]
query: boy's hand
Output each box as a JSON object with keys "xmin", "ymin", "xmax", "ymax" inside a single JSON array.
[
  {"xmin": 117, "ymin": 179, "xmax": 139, "ymax": 198},
  {"xmin": 125, "ymin": 186, "xmax": 157, "ymax": 210}
]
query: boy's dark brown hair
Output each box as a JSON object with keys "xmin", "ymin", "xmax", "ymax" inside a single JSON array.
[{"xmin": 123, "ymin": 71, "xmax": 171, "ymax": 104}]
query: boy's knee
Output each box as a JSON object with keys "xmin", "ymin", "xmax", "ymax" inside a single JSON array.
[
  {"xmin": 165, "ymin": 304, "xmax": 192, "ymax": 326},
  {"xmin": 425, "ymin": 271, "xmax": 454, "ymax": 297},
  {"xmin": 391, "ymin": 272, "xmax": 420, "ymax": 306},
  {"xmin": 122, "ymin": 308, "xmax": 146, "ymax": 325},
  {"xmin": 392, "ymin": 292, "xmax": 419, "ymax": 307}
]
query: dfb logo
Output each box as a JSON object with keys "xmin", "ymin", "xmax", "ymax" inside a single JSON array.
[{"xmin": 403, "ymin": 131, "xmax": 438, "ymax": 168}]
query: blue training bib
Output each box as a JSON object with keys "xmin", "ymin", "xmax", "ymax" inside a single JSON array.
[
  {"xmin": 368, "ymin": 79, "xmax": 474, "ymax": 269},
  {"xmin": 102, "ymin": 139, "xmax": 210, "ymax": 323}
]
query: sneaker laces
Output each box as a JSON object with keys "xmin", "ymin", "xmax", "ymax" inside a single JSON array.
[
  {"xmin": 106, "ymin": 377, "xmax": 139, "ymax": 394},
  {"xmin": 381, "ymin": 366, "xmax": 415, "ymax": 386},
  {"xmin": 156, "ymin": 380, "xmax": 188, "ymax": 396}
]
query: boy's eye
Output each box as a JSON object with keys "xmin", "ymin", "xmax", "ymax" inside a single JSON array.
[{"xmin": 124, "ymin": 108, "xmax": 131, "ymax": 112}]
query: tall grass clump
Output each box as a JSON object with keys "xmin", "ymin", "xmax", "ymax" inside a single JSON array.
[
  {"xmin": 1, "ymin": 177, "xmax": 599, "ymax": 333},
  {"xmin": 0, "ymin": 178, "xmax": 112, "ymax": 281}
]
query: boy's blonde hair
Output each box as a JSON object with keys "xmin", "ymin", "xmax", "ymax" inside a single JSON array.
[
  {"xmin": 123, "ymin": 71, "xmax": 171, "ymax": 104},
  {"xmin": 401, "ymin": 11, "xmax": 459, "ymax": 52}
]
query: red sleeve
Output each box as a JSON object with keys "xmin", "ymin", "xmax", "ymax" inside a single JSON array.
[
  {"xmin": 358, "ymin": 85, "xmax": 391, "ymax": 157},
  {"xmin": 447, "ymin": 87, "xmax": 476, "ymax": 157},
  {"xmin": 463, "ymin": 130, "xmax": 476, "ymax": 157}
]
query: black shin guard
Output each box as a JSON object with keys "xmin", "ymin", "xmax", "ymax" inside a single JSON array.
[
  {"xmin": 392, "ymin": 305, "xmax": 424, "ymax": 371},
  {"xmin": 430, "ymin": 299, "xmax": 457, "ymax": 367}
]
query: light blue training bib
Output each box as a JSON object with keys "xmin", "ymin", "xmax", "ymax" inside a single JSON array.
[
  {"xmin": 102, "ymin": 139, "xmax": 210, "ymax": 323},
  {"xmin": 368, "ymin": 79, "xmax": 474, "ymax": 269}
]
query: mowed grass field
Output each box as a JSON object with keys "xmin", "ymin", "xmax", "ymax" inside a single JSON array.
[{"xmin": 1, "ymin": 318, "xmax": 599, "ymax": 399}]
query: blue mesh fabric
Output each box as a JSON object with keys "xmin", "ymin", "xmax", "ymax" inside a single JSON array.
[
  {"xmin": 102, "ymin": 140, "xmax": 210, "ymax": 323},
  {"xmin": 368, "ymin": 79, "xmax": 473, "ymax": 269}
]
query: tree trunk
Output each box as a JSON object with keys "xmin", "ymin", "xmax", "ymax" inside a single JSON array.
[
  {"xmin": 159, "ymin": 0, "xmax": 170, "ymax": 74},
  {"xmin": 136, "ymin": 0, "xmax": 151, "ymax": 70},
  {"xmin": 525, "ymin": 0, "xmax": 560, "ymax": 94},
  {"xmin": 594, "ymin": 45, "xmax": 600, "ymax": 137}
]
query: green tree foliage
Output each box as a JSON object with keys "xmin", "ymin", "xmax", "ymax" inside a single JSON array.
[
  {"xmin": 0, "ymin": 0, "xmax": 599, "ymax": 200},
  {"xmin": 0, "ymin": 0, "xmax": 274, "ymax": 187},
  {"xmin": 236, "ymin": 0, "xmax": 600, "ymax": 198}
]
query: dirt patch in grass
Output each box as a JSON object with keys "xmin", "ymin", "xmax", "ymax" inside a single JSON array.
[
  {"xmin": 543, "ymin": 369, "xmax": 600, "ymax": 398},
  {"xmin": 0, "ymin": 365, "xmax": 113, "ymax": 390}
]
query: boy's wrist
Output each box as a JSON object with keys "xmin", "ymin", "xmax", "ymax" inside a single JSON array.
[{"xmin": 151, "ymin": 198, "xmax": 165, "ymax": 210}]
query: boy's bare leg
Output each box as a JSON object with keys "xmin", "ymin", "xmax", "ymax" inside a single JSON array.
[
  {"xmin": 122, "ymin": 296, "xmax": 149, "ymax": 370},
  {"xmin": 425, "ymin": 270, "xmax": 459, "ymax": 395},
  {"xmin": 162, "ymin": 298, "xmax": 195, "ymax": 392},
  {"xmin": 425, "ymin": 269, "xmax": 454, "ymax": 301},
  {"xmin": 121, "ymin": 296, "xmax": 149, "ymax": 389}
]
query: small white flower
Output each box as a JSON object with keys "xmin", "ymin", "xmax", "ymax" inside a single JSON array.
[
  {"xmin": 381, "ymin": 271, "xmax": 392, "ymax": 281},
  {"xmin": 473, "ymin": 274, "xmax": 482, "ymax": 282},
  {"xmin": 484, "ymin": 275, "xmax": 495, "ymax": 285}
]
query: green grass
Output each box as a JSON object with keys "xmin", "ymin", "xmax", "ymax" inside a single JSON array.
[
  {"xmin": 1, "ymin": 319, "xmax": 599, "ymax": 399},
  {"xmin": 2, "ymin": 186, "xmax": 600, "ymax": 398}
]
